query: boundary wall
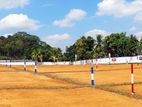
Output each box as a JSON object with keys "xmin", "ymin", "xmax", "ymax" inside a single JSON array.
[{"xmin": 0, "ymin": 55, "xmax": 142, "ymax": 65}]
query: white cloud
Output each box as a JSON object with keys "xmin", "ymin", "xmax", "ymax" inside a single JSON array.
[
  {"xmin": 97, "ymin": 0, "xmax": 142, "ymax": 17},
  {"xmin": 46, "ymin": 33, "xmax": 71, "ymax": 43},
  {"xmin": 129, "ymin": 26, "xmax": 138, "ymax": 32},
  {"xmin": 0, "ymin": 0, "xmax": 29, "ymax": 10},
  {"xmin": 53, "ymin": 9, "xmax": 87, "ymax": 28},
  {"xmin": 135, "ymin": 32, "xmax": 142, "ymax": 40},
  {"xmin": 85, "ymin": 28, "xmax": 110, "ymax": 38},
  {"xmin": 43, "ymin": 33, "xmax": 71, "ymax": 51},
  {"xmin": 1, "ymin": 33, "xmax": 13, "ymax": 38},
  {"xmin": 134, "ymin": 12, "xmax": 142, "ymax": 22},
  {"xmin": 0, "ymin": 14, "xmax": 40, "ymax": 31},
  {"xmin": 85, "ymin": 28, "xmax": 142, "ymax": 40}
]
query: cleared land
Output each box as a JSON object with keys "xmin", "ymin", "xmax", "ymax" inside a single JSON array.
[{"xmin": 0, "ymin": 64, "xmax": 142, "ymax": 107}]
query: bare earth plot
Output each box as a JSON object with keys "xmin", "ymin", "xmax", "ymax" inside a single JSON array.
[{"xmin": 0, "ymin": 64, "xmax": 142, "ymax": 107}]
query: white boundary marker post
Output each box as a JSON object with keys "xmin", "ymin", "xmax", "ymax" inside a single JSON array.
[
  {"xmin": 131, "ymin": 64, "xmax": 135, "ymax": 95},
  {"xmin": 24, "ymin": 60, "xmax": 26, "ymax": 71},
  {"xmin": 96, "ymin": 59, "xmax": 98, "ymax": 70},
  {"xmin": 109, "ymin": 53, "xmax": 111, "ymax": 64},
  {"xmin": 34, "ymin": 61, "xmax": 37, "ymax": 73},
  {"xmin": 9, "ymin": 60, "xmax": 11, "ymax": 67},
  {"xmin": 6, "ymin": 60, "xmax": 7, "ymax": 67},
  {"xmin": 90, "ymin": 67, "xmax": 95, "ymax": 87}
]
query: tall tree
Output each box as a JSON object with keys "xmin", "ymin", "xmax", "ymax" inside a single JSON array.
[
  {"xmin": 137, "ymin": 39, "xmax": 142, "ymax": 55},
  {"xmin": 93, "ymin": 34, "xmax": 105, "ymax": 58},
  {"xmin": 103, "ymin": 33, "xmax": 138, "ymax": 57},
  {"xmin": 75, "ymin": 36, "xmax": 94, "ymax": 60},
  {"xmin": 50, "ymin": 48, "xmax": 62, "ymax": 62},
  {"xmin": 64, "ymin": 44, "xmax": 76, "ymax": 61}
]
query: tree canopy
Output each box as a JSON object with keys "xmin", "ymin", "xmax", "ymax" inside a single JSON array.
[
  {"xmin": 0, "ymin": 32, "xmax": 141, "ymax": 61},
  {"xmin": 0, "ymin": 32, "xmax": 62, "ymax": 61},
  {"xmin": 64, "ymin": 32, "xmax": 140, "ymax": 61}
]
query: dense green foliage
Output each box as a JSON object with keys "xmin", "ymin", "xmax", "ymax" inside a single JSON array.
[
  {"xmin": 0, "ymin": 32, "xmax": 62, "ymax": 61},
  {"xmin": 0, "ymin": 32, "xmax": 142, "ymax": 61},
  {"xmin": 64, "ymin": 32, "xmax": 141, "ymax": 61}
]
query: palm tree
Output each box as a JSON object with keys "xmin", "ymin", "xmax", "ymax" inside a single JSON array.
[
  {"xmin": 38, "ymin": 50, "xmax": 43, "ymax": 62},
  {"xmin": 32, "ymin": 50, "xmax": 38, "ymax": 61},
  {"xmin": 31, "ymin": 50, "xmax": 43, "ymax": 62},
  {"xmin": 50, "ymin": 55, "xmax": 57, "ymax": 62},
  {"xmin": 95, "ymin": 34, "xmax": 103, "ymax": 48},
  {"xmin": 93, "ymin": 35, "xmax": 104, "ymax": 58},
  {"xmin": 137, "ymin": 39, "xmax": 142, "ymax": 55},
  {"xmin": 49, "ymin": 48, "xmax": 62, "ymax": 62}
]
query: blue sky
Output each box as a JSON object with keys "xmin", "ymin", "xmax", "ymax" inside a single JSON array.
[{"xmin": 0, "ymin": 0, "xmax": 142, "ymax": 51}]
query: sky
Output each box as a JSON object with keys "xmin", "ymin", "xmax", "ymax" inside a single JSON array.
[{"xmin": 1, "ymin": 0, "xmax": 142, "ymax": 51}]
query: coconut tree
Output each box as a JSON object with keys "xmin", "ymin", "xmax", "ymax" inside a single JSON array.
[
  {"xmin": 93, "ymin": 34, "xmax": 104, "ymax": 58},
  {"xmin": 32, "ymin": 50, "xmax": 38, "ymax": 61},
  {"xmin": 31, "ymin": 50, "xmax": 43, "ymax": 62},
  {"xmin": 38, "ymin": 50, "xmax": 43, "ymax": 62},
  {"xmin": 49, "ymin": 48, "xmax": 62, "ymax": 62}
]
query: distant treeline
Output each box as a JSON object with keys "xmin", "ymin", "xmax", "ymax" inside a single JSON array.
[
  {"xmin": 0, "ymin": 32, "xmax": 141, "ymax": 61},
  {"xmin": 64, "ymin": 32, "xmax": 142, "ymax": 61}
]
